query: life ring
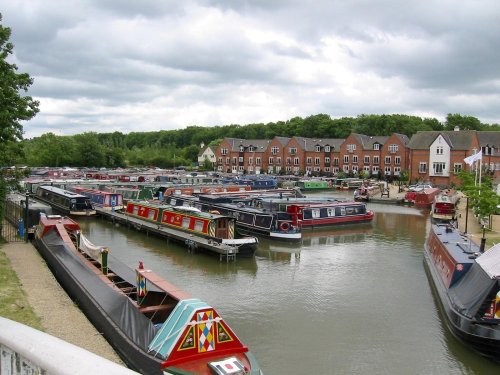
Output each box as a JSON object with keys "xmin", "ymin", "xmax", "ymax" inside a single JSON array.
[{"xmin": 280, "ymin": 222, "xmax": 290, "ymax": 231}]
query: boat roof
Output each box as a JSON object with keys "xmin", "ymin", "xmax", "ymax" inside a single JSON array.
[
  {"xmin": 476, "ymin": 243, "xmax": 500, "ymax": 279},
  {"xmin": 432, "ymin": 224, "xmax": 480, "ymax": 264}
]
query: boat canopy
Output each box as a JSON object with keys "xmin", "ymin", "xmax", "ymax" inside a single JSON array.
[
  {"xmin": 448, "ymin": 261, "xmax": 499, "ymax": 319},
  {"xmin": 476, "ymin": 243, "xmax": 500, "ymax": 279}
]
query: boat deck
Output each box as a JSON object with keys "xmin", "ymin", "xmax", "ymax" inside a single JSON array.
[
  {"xmin": 432, "ymin": 224, "xmax": 480, "ymax": 264},
  {"xmin": 94, "ymin": 208, "xmax": 242, "ymax": 261}
]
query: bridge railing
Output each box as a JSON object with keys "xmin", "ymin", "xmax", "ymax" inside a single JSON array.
[{"xmin": 0, "ymin": 316, "xmax": 137, "ymax": 375}]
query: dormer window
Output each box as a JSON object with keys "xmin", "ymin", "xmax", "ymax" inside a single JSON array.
[
  {"xmin": 373, "ymin": 143, "xmax": 380, "ymax": 151},
  {"xmin": 325, "ymin": 145, "xmax": 331, "ymax": 152},
  {"xmin": 239, "ymin": 146, "xmax": 245, "ymax": 152},
  {"xmin": 248, "ymin": 146, "xmax": 255, "ymax": 152},
  {"xmin": 315, "ymin": 146, "xmax": 321, "ymax": 152}
]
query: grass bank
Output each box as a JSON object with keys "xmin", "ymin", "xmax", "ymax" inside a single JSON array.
[{"xmin": 0, "ymin": 244, "xmax": 43, "ymax": 330}]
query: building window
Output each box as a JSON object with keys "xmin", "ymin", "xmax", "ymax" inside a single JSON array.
[
  {"xmin": 276, "ymin": 157, "xmax": 282, "ymax": 165},
  {"xmin": 325, "ymin": 157, "xmax": 330, "ymax": 164},
  {"xmin": 395, "ymin": 156, "xmax": 401, "ymax": 165},
  {"xmin": 388, "ymin": 144, "xmax": 398, "ymax": 153},
  {"xmin": 268, "ymin": 157, "xmax": 274, "ymax": 164},
  {"xmin": 221, "ymin": 148, "xmax": 228, "ymax": 155},
  {"xmin": 385, "ymin": 156, "xmax": 391, "ymax": 165},
  {"xmin": 325, "ymin": 167, "xmax": 331, "ymax": 172},
  {"xmin": 352, "ymin": 155, "xmax": 358, "ymax": 163},
  {"xmin": 333, "ymin": 157, "xmax": 339, "ymax": 166},
  {"xmin": 225, "ymin": 157, "xmax": 230, "ymax": 164},
  {"xmin": 294, "ymin": 158, "xmax": 299, "ymax": 165},
  {"xmin": 238, "ymin": 156, "xmax": 243, "ymax": 163},
  {"xmin": 333, "ymin": 167, "xmax": 339, "ymax": 173},
  {"xmin": 306, "ymin": 157, "xmax": 312, "ymax": 165},
  {"xmin": 271, "ymin": 146, "xmax": 279, "ymax": 154},
  {"xmin": 436, "ymin": 146, "xmax": 443, "ymax": 155},
  {"xmin": 232, "ymin": 157, "xmax": 237, "ymax": 164},
  {"xmin": 286, "ymin": 157, "xmax": 291, "ymax": 165},
  {"xmin": 325, "ymin": 145, "xmax": 331, "ymax": 152},
  {"xmin": 364, "ymin": 156, "xmax": 370, "ymax": 164},
  {"xmin": 315, "ymin": 157, "xmax": 320, "ymax": 165},
  {"xmin": 256, "ymin": 157, "xmax": 261, "ymax": 166},
  {"xmin": 385, "ymin": 166, "xmax": 391, "ymax": 175},
  {"xmin": 218, "ymin": 157, "xmax": 223, "ymax": 164},
  {"xmin": 343, "ymin": 165, "xmax": 349, "ymax": 173},
  {"xmin": 248, "ymin": 157, "xmax": 253, "ymax": 165},
  {"xmin": 453, "ymin": 163, "xmax": 462, "ymax": 174},
  {"xmin": 372, "ymin": 166, "xmax": 379, "ymax": 174},
  {"xmin": 433, "ymin": 162, "xmax": 445, "ymax": 175},
  {"xmin": 289, "ymin": 147, "xmax": 297, "ymax": 154},
  {"xmin": 373, "ymin": 156, "xmax": 379, "ymax": 165},
  {"xmin": 238, "ymin": 166, "xmax": 244, "ymax": 172},
  {"xmin": 482, "ymin": 146, "xmax": 494, "ymax": 156},
  {"xmin": 343, "ymin": 155, "xmax": 349, "ymax": 163},
  {"xmin": 363, "ymin": 166, "xmax": 370, "ymax": 173},
  {"xmin": 315, "ymin": 146, "xmax": 321, "ymax": 152},
  {"xmin": 419, "ymin": 162, "xmax": 427, "ymax": 173},
  {"xmin": 373, "ymin": 143, "xmax": 380, "ymax": 151},
  {"xmin": 394, "ymin": 167, "xmax": 401, "ymax": 175},
  {"xmin": 248, "ymin": 146, "xmax": 255, "ymax": 152},
  {"xmin": 239, "ymin": 146, "xmax": 245, "ymax": 152},
  {"xmin": 347, "ymin": 144, "xmax": 356, "ymax": 152}
]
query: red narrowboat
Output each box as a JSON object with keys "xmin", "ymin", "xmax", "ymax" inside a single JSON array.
[
  {"xmin": 431, "ymin": 190, "xmax": 459, "ymax": 222},
  {"xmin": 287, "ymin": 201, "xmax": 374, "ymax": 229},
  {"xmin": 410, "ymin": 187, "xmax": 441, "ymax": 208}
]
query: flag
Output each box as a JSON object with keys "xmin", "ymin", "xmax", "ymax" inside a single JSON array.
[{"xmin": 464, "ymin": 150, "xmax": 482, "ymax": 166}]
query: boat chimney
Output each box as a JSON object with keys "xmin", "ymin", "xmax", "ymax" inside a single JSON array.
[{"xmin": 138, "ymin": 261, "xmax": 144, "ymax": 269}]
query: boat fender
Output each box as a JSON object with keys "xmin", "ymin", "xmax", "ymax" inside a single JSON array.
[{"xmin": 280, "ymin": 222, "xmax": 290, "ymax": 232}]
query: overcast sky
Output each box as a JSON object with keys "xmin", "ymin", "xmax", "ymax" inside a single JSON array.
[{"xmin": 3, "ymin": 0, "xmax": 500, "ymax": 138}]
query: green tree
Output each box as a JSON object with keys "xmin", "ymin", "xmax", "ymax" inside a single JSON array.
[
  {"xmin": 0, "ymin": 14, "xmax": 39, "ymax": 228},
  {"xmin": 73, "ymin": 132, "xmax": 105, "ymax": 167}
]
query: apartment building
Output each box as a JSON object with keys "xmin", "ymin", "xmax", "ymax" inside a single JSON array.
[{"xmin": 408, "ymin": 130, "xmax": 481, "ymax": 186}]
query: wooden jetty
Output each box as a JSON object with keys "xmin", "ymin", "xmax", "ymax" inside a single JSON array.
[{"xmin": 94, "ymin": 207, "xmax": 245, "ymax": 262}]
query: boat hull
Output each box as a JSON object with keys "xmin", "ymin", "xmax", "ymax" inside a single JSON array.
[
  {"xmin": 33, "ymin": 234, "xmax": 164, "ymax": 375},
  {"xmin": 423, "ymin": 226, "xmax": 500, "ymax": 361}
]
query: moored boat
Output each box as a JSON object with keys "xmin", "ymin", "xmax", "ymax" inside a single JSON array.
[
  {"xmin": 67, "ymin": 186, "xmax": 124, "ymax": 210},
  {"xmin": 404, "ymin": 187, "xmax": 440, "ymax": 207},
  {"xmin": 126, "ymin": 200, "xmax": 258, "ymax": 257},
  {"xmin": 34, "ymin": 185, "xmax": 96, "ymax": 216},
  {"xmin": 33, "ymin": 214, "xmax": 263, "ymax": 374},
  {"xmin": 286, "ymin": 201, "xmax": 374, "ymax": 229},
  {"xmin": 424, "ymin": 223, "xmax": 500, "ymax": 360},
  {"xmin": 430, "ymin": 190, "xmax": 459, "ymax": 222},
  {"xmin": 164, "ymin": 194, "xmax": 302, "ymax": 242}
]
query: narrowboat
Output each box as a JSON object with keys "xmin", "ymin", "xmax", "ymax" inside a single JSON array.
[
  {"xmin": 5, "ymin": 193, "xmax": 53, "ymax": 238},
  {"xmin": 404, "ymin": 187, "xmax": 440, "ymax": 207},
  {"xmin": 164, "ymin": 194, "xmax": 302, "ymax": 242},
  {"xmin": 126, "ymin": 200, "xmax": 258, "ymax": 256},
  {"xmin": 424, "ymin": 223, "xmax": 500, "ymax": 360},
  {"xmin": 33, "ymin": 214, "xmax": 263, "ymax": 375},
  {"xmin": 286, "ymin": 201, "xmax": 374, "ymax": 229},
  {"xmin": 34, "ymin": 185, "xmax": 96, "ymax": 216},
  {"xmin": 354, "ymin": 182, "xmax": 383, "ymax": 202},
  {"xmin": 413, "ymin": 187, "xmax": 441, "ymax": 208},
  {"xmin": 431, "ymin": 190, "xmax": 460, "ymax": 222},
  {"xmin": 295, "ymin": 179, "xmax": 331, "ymax": 191},
  {"xmin": 67, "ymin": 186, "xmax": 124, "ymax": 210},
  {"xmin": 107, "ymin": 186, "xmax": 155, "ymax": 203}
]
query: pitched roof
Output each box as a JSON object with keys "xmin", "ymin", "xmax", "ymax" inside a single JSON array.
[
  {"xmin": 350, "ymin": 133, "xmax": 390, "ymax": 149},
  {"xmin": 477, "ymin": 131, "xmax": 500, "ymax": 148},
  {"xmin": 408, "ymin": 130, "xmax": 477, "ymax": 150}
]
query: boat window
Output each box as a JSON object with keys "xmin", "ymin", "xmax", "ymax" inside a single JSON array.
[
  {"xmin": 182, "ymin": 217, "xmax": 190, "ymax": 229},
  {"xmin": 311, "ymin": 209, "xmax": 320, "ymax": 218},
  {"xmin": 194, "ymin": 220, "xmax": 204, "ymax": 232},
  {"xmin": 303, "ymin": 210, "xmax": 312, "ymax": 219},
  {"xmin": 239, "ymin": 212, "xmax": 254, "ymax": 225},
  {"xmin": 170, "ymin": 198, "xmax": 177, "ymax": 206},
  {"xmin": 320, "ymin": 208, "xmax": 328, "ymax": 218},
  {"xmin": 336, "ymin": 207, "xmax": 346, "ymax": 216},
  {"xmin": 133, "ymin": 206, "xmax": 139, "ymax": 215},
  {"xmin": 148, "ymin": 210, "xmax": 156, "ymax": 220},
  {"xmin": 255, "ymin": 215, "xmax": 272, "ymax": 228},
  {"xmin": 327, "ymin": 208, "xmax": 335, "ymax": 217}
]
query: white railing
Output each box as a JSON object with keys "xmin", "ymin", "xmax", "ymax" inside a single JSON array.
[{"xmin": 0, "ymin": 317, "xmax": 137, "ymax": 375}]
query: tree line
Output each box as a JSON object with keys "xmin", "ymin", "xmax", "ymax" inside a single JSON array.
[{"xmin": 17, "ymin": 113, "xmax": 499, "ymax": 169}]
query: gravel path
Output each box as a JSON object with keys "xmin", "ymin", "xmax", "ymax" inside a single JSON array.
[{"xmin": 2, "ymin": 241, "xmax": 123, "ymax": 365}]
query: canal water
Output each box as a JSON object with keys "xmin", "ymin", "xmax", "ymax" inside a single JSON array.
[{"xmin": 77, "ymin": 191, "xmax": 499, "ymax": 375}]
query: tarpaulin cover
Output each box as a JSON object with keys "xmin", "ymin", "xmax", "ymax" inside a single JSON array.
[
  {"xmin": 42, "ymin": 230, "xmax": 157, "ymax": 350},
  {"xmin": 476, "ymin": 243, "xmax": 500, "ymax": 279},
  {"xmin": 448, "ymin": 262, "xmax": 497, "ymax": 319}
]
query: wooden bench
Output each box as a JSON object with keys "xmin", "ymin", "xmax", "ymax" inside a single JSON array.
[{"xmin": 381, "ymin": 188, "xmax": 390, "ymax": 198}]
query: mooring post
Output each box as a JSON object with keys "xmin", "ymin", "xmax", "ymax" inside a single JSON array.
[{"xmin": 24, "ymin": 191, "xmax": 29, "ymax": 243}]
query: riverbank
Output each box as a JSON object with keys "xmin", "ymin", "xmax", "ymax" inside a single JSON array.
[{"xmin": 0, "ymin": 241, "xmax": 123, "ymax": 365}]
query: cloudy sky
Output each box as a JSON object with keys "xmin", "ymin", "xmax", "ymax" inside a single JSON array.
[{"xmin": 3, "ymin": 0, "xmax": 499, "ymax": 138}]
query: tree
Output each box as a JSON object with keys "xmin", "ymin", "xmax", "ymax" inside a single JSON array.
[{"xmin": 0, "ymin": 14, "xmax": 39, "ymax": 229}]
